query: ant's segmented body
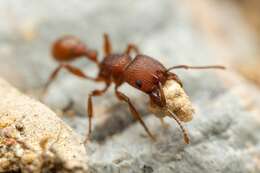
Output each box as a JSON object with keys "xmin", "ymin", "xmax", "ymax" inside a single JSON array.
[{"xmin": 44, "ymin": 33, "xmax": 225, "ymax": 144}]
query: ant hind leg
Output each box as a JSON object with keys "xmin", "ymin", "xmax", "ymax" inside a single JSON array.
[
  {"xmin": 42, "ymin": 63, "xmax": 96, "ymax": 100},
  {"xmin": 42, "ymin": 64, "xmax": 63, "ymax": 97}
]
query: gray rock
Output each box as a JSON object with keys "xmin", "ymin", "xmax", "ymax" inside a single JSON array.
[{"xmin": 85, "ymin": 73, "xmax": 260, "ymax": 173}]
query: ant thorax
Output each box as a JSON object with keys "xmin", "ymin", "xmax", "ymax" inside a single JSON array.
[{"xmin": 149, "ymin": 80, "xmax": 194, "ymax": 122}]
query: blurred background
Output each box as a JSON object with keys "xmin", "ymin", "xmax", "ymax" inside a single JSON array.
[
  {"xmin": 0, "ymin": 0, "xmax": 260, "ymax": 172},
  {"xmin": 0, "ymin": 0, "xmax": 259, "ymax": 91}
]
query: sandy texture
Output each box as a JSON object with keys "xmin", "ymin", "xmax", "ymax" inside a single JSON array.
[{"xmin": 0, "ymin": 78, "xmax": 88, "ymax": 172}]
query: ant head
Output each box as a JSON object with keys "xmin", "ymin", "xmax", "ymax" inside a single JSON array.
[
  {"xmin": 123, "ymin": 55, "xmax": 168, "ymax": 93},
  {"xmin": 52, "ymin": 35, "xmax": 96, "ymax": 61}
]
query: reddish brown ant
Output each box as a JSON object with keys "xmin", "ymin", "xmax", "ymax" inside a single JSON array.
[
  {"xmin": 43, "ymin": 35, "xmax": 99, "ymax": 95},
  {"xmin": 44, "ymin": 33, "xmax": 225, "ymax": 144}
]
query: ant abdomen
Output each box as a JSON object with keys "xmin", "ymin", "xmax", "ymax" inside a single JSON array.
[
  {"xmin": 52, "ymin": 35, "xmax": 97, "ymax": 63},
  {"xmin": 52, "ymin": 35, "xmax": 87, "ymax": 61}
]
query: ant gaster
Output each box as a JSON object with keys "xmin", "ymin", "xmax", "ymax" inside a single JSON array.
[
  {"xmin": 44, "ymin": 33, "xmax": 225, "ymax": 144},
  {"xmin": 43, "ymin": 35, "xmax": 99, "ymax": 94}
]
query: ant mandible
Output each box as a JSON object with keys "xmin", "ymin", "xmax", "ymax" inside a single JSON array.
[{"xmin": 44, "ymin": 33, "xmax": 225, "ymax": 144}]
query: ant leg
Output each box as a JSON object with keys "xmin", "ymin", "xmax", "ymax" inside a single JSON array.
[
  {"xmin": 115, "ymin": 85, "xmax": 156, "ymax": 141},
  {"xmin": 103, "ymin": 33, "xmax": 112, "ymax": 56},
  {"xmin": 43, "ymin": 64, "xmax": 96, "ymax": 97},
  {"xmin": 63, "ymin": 64, "xmax": 97, "ymax": 80},
  {"xmin": 167, "ymin": 65, "xmax": 226, "ymax": 71},
  {"xmin": 124, "ymin": 44, "xmax": 140, "ymax": 55},
  {"xmin": 167, "ymin": 109, "xmax": 190, "ymax": 144},
  {"xmin": 158, "ymin": 82, "xmax": 166, "ymax": 106},
  {"xmin": 149, "ymin": 82, "xmax": 167, "ymax": 107},
  {"xmin": 86, "ymin": 83, "xmax": 110, "ymax": 141},
  {"xmin": 42, "ymin": 65, "xmax": 63, "ymax": 96}
]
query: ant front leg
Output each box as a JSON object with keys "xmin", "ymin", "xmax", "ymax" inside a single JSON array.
[
  {"xmin": 158, "ymin": 82, "xmax": 166, "ymax": 106},
  {"xmin": 115, "ymin": 85, "xmax": 156, "ymax": 141},
  {"xmin": 149, "ymin": 81, "xmax": 167, "ymax": 107},
  {"xmin": 42, "ymin": 64, "xmax": 96, "ymax": 98},
  {"xmin": 86, "ymin": 83, "xmax": 110, "ymax": 141},
  {"xmin": 124, "ymin": 44, "xmax": 140, "ymax": 55}
]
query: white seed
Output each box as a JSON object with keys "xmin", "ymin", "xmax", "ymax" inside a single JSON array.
[{"xmin": 148, "ymin": 80, "xmax": 194, "ymax": 122}]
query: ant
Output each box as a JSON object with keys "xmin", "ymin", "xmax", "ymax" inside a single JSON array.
[
  {"xmin": 44, "ymin": 33, "xmax": 225, "ymax": 144},
  {"xmin": 42, "ymin": 35, "xmax": 99, "ymax": 95}
]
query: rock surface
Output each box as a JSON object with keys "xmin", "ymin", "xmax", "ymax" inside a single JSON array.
[
  {"xmin": 86, "ymin": 72, "xmax": 260, "ymax": 173},
  {"xmin": 0, "ymin": 0, "xmax": 260, "ymax": 173},
  {"xmin": 0, "ymin": 78, "xmax": 88, "ymax": 172}
]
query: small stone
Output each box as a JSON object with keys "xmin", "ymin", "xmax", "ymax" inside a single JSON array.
[{"xmin": 149, "ymin": 80, "xmax": 194, "ymax": 122}]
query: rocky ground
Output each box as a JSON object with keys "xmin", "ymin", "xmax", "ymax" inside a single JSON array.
[{"xmin": 0, "ymin": 0, "xmax": 260, "ymax": 172}]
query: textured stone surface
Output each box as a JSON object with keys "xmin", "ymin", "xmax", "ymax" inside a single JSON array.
[
  {"xmin": 0, "ymin": 78, "xmax": 88, "ymax": 172},
  {"xmin": 0, "ymin": 0, "xmax": 260, "ymax": 173},
  {"xmin": 86, "ymin": 72, "xmax": 260, "ymax": 173}
]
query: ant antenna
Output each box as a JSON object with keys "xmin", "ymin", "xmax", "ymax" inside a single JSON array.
[
  {"xmin": 167, "ymin": 109, "xmax": 190, "ymax": 144},
  {"xmin": 166, "ymin": 65, "xmax": 226, "ymax": 72}
]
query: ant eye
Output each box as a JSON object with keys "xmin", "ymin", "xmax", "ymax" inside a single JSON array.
[{"xmin": 135, "ymin": 80, "xmax": 142, "ymax": 88}]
